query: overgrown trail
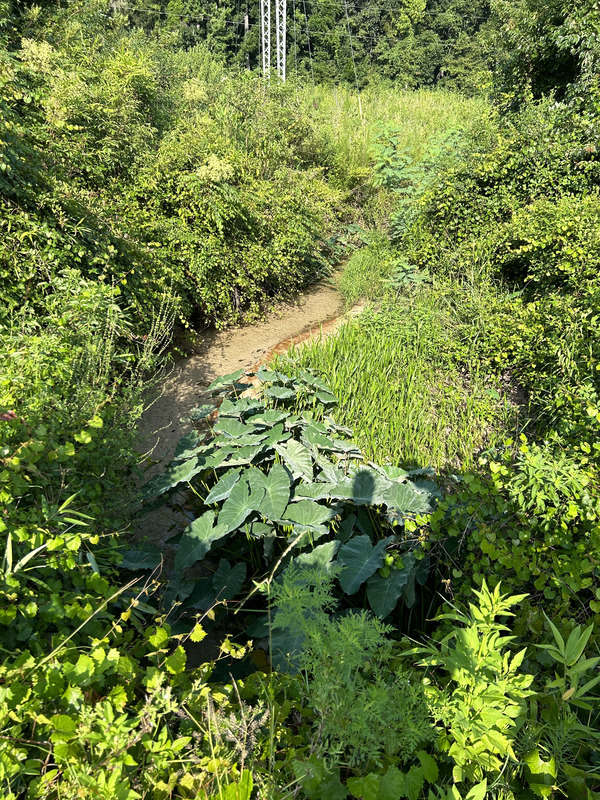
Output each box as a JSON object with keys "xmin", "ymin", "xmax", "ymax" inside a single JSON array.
[
  {"xmin": 134, "ymin": 275, "xmax": 362, "ymax": 550},
  {"xmin": 137, "ymin": 275, "xmax": 347, "ymax": 475}
]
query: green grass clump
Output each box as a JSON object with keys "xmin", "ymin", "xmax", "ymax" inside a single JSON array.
[
  {"xmin": 277, "ymin": 290, "xmax": 515, "ymax": 473},
  {"xmin": 338, "ymin": 232, "xmax": 397, "ymax": 306},
  {"xmin": 300, "ymin": 85, "xmax": 488, "ymax": 174}
]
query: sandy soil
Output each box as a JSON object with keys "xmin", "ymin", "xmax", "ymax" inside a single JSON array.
[{"xmin": 136, "ymin": 275, "xmax": 346, "ymax": 473}]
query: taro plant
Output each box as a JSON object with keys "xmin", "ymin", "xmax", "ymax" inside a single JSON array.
[{"xmin": 135, "ymin": 368, "xmax": 440, "ymax": 633}]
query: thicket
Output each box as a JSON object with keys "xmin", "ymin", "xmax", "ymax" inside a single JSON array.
[
  {"xmin": 94, "ymin": 0, "xmax": 495, "ymax": 92},
  {"xmin": 3, "ymin": 0, "xmax": 600, "ymax": 797},
  {"xmin": 272, "ymin": 1, "xmax": 600, "ymax": 795}
]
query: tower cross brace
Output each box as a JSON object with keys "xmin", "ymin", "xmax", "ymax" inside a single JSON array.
[{"xmin": 260, "ymin": 0, "xmax": 286, "ymax": 80}]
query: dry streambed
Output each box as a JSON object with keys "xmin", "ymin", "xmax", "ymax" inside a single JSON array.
[{"xmin": 134, "ymin": 276, "xmax": 363, "ymax": 548}]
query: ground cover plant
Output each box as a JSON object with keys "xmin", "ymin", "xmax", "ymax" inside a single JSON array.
[
  {"xmin": 129, "ymin": 373, "xmax": 600, "ymax": 798},
  {"xmin": 135, "ymin": 367, "xmax": 438, "ymax": 630}
]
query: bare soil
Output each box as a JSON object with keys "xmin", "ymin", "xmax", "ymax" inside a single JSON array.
[{"xmin": 136, "ymin": 276, "xmax": 345, "ymax": 473}]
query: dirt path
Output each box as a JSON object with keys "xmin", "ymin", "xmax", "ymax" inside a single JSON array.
[
  {"xmin": 136, "ymin": 275, "xmax": 346, "ymax": 474},
  {"xmin": 133, "ymin": 274, "xmax": 367, "ymax": 567}
]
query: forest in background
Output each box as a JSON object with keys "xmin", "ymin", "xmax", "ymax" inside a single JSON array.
[{"xmin": 2, "ymin": 0, "xmax": 600, "ymax": 797}]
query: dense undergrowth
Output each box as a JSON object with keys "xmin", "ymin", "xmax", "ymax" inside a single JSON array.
[{"xmin": 3, "ymin": 0, "xmax": 600, "ymax": 797}]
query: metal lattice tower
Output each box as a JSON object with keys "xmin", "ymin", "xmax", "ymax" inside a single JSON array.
[
  {"xmin": 276, "ymin": 0, "xmax": 287, "ymax": 81},
  {"xmin": 260, "ymin": 0, "xmax": 271, "ymax": 77}
]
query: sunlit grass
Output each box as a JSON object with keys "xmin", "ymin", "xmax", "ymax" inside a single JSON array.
[
  {"xmin": 276, "ymin": 290, "xmax": 517, "ymax": 474},
  {"xmin": 298, "ymin": 83, "xmax": 489, "ymax": 172}
]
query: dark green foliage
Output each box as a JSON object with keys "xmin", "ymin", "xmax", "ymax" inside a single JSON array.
[
  {"xmin": 394, "ymin": 0, "xmax": 494, "ymax": 93},
  {"xmin": 490, "ymin": 0, "xmax": 600, "ymax": 108},
  {"xmin": 388, "ymin": 57, "xmax": 600, "ymax": 674},
  {"xmin": 138, "ymin": 368, "xmax": 438, "ymax": 623},
  {"xmin": 270, "ymin": 566, "xmax": 434, "ymax": 771},
  {"xmin": 0, "ymin": 9, "xmax": 348, "ymax": 336}
]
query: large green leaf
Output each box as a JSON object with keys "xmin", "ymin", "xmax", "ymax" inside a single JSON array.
[
  {"xmin": 215, "ymin": 431, "xmax": 268, "ymax": 448},
  {"xmin": 258, "ymin": 463, "xmax": 291, "ymax": 520},
  {"xmin": 204, "ymin": 469, "xmax": 241, "ymax": 505},
  {"xmin": 383, "ymin": 480, "xmax": 434, "ymax": 516},
  {"xmin": 297, "ymin": 368, "xmax": 331, "ymax": 393},
  {"xmin": 242, "ymin": 468, "xmax": 269, "ymax": 512},
  {"xmin": 347, "ymin": 774, "xmax": 379, "ymax": 800},
  {"xmin": 250, "ymin": 410, "xmax": 289, "ymax": 428},
  {"xmin": 293, "ymin": 482, "xmax": 338, "ymax": 501},
  {"xmin": 293, "ymin": 540, "xmax": 340, "ymax": 572},
  {"xmin": 275, "ymin": 439, "xmax": 313, "ymax": 480},
  {"xmin": 219, "ymin": 444, "xmax": 268, "ymax": 467},
  {"xmin": 261, "ymin": 423, "xmax": 291, "ymax": 447},
  {"xmin": 174, "ymin": 511, "xmax": 230, "ymax": 571},
  {"xmin": 119, "ymin": 545, "xmax": 163, "ymax": 571},
  {"xmin": 212, "ymin": 559, "xmax": 247, "ymax": 602},
  {"xmin": 218, "ymin": 478, "xmax": 256, "ymax": 533},
  {"xmin": 282, "ymin": 500, "xmax": 335, "ymax": 530},
  {"xmin": 329, "ymin": 439, "xmax": 361, "ymax": 457},
  {"xmin": 302, "ymin": 428, "xmax": 336, "ymax": 450},
  {"xmin": 378, "ymin": 766, "xmax": 406, "ymax": 800},
  {"xmin": 183, "ymin": 577, "xmax": 215, "ymax": 610},
  {"xmin": 269, "ymin": 623, "xmax": 304, "ymax": 673},
  {"xmin": 314, "ymin": 453, "xmax": 345, "ymax": 483},
  {"xmin": 187, "ymin": 404, "xmax": 215, "ymax": 423},
  {"xmin": 265, "ymin": 385, "xmax": 296, "ymax": 400},
  {"xmin": 139, "ymin": 456, "xmax": 205, "ymax": 501},
  {"xmin": 329, "ymin": 469, "xmax": 391, "ymax": 506},
  {"xmin": 374, "ymin": 464, "xmax": 409, "ymax": 481},
  {"xmin": 213, "ymin": 418, "xmax": 248, "ymax": 438},
  {"xmin": 315, "ymin": 390, "xmax": 337, "ymax": 405},
  {"xmin": 377, "ymin": 766, "xmax": 425, "ymax": 800},
  {"xmin": 366, "ymin": 553, "xmax": 416, "ymax": 618},
  {"xmin": 207, "ymin": 369, "xmax": 246, "ymax": 393},
  {"xmin": 256, "ymin": 366, "xmax": 291, "ymax": 384},
  {"xmin": 336, "ymin": 535, "xmax": 392, "ymax": 595},
  {"xmin": 173, "ymin": 430, "xmax": 202, "ymax": 460},
  {"xmin": 218, "ymin": 397, "xmax": 262, "ymax": 418}
]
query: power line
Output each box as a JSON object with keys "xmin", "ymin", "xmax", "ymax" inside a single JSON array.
[
  {"xmin": 302, "ymin": 0, "xmax": 315, "ymax": 85},
  {"xmin": 343, "ymin": 0, "xmax": 362, "ymax": 119}
]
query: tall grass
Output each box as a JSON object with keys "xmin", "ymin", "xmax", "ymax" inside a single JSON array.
[
  {"xmin": 298, "ymin": 84, "xmax": 489, "ymax": 173},
  {"xmin": 276, "ymin": 288, "xmax": 517, "ymax": 473},
  {"xmin": 337, "ymin": 231, "xmax": 396, "ymax": 305}
]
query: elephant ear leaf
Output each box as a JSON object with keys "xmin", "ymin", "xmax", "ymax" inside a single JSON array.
[
  {"xmin": 383, "ymin": 481, "xmax": 434, "ymax": 517},
  {"xmin": 174, "ymin": 511, "xmax": 230, "ymax": 571},
  {"xmin": 213, "ymin": 418, "xmax": 248, "ymax": 439},
  {"xmin": 293, "ymin": 540, "xmax": 340, "ymax": 573},
  {"xmin": 218, "ymin": 476, "xmax": 258, "ymax": 533},
  {"xmin": 366, "ymin": 552, "xmax": 416, "ymax": 618},
  {"xmin": 204, "ymin": 469, "xmax": 242, "ymax": 505},
  {"xmin": 173, "ymin": 430, "xmax": 202, "ymax": 459},
  {"xmin": 207, "ymin": 369, "xmax": 246, "ymax": 394},
  {"xmin": 258, "ymin": 463, "xmax": 291, "ymax": 520},
  {"xmin": 266, "ymin": 385, "xmax": 296, "ymax": 400},
  {"xmin": 282, "ymin": 500, "xmax": 335, "ymax": 530},
  {"xmin": 336, "ymin": 535, "xmax": 392, "ymax": 595},
  {"xmin": 329, "ymin": 468, "xmax": 390, "ymax": 506},
  {"xmin": 139, "ymin": 457, "xmax": 204, "ymax": 501},
  {"xmin": 275, "ymin": 439, "xmax": 313, "ymax": 480},
  {"xmin": 212, "ymin": 559, "xmax": 247, "ymax": 602}
]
